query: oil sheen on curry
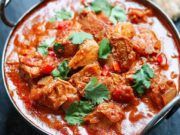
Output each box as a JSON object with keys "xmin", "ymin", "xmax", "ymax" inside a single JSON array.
[{"xmin": 4, "ymin": 0, "xmax": 180, "ymax": 135}]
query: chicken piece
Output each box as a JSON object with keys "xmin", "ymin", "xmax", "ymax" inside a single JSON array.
[
  {"xmin": 69, "ymin": 63, "xmax": 101, "ymax": 96},
  {"xmin": 108, "ymin": 22, "xmax": 135, "ymax": 39},
  {"xmin": 110, "ymin": 36, "xmax": 136, "ymax": 72},
  {"xmin": 132, "ymin": 28, "xmax": 161, "ymax": 56},
  {"xmin": 149, "ymin": 74, "xmax": 177, "ymax": 109},
  {"xmin": 85, "ymin": 118, "xmax": 120, "ymax": 135},
  {"xmin": 19, "ymin": 49, "xmax": 58, "ymax": 78},
  {"xmin": 69, "ymin": 39, "xmax": 99, "ymax": 69},
  {"xmin": 55, "ymin": 21, "xmax": 81, "ymax": 58},
  {"xmin": 19, "ymin": 48, "xmax": 43, "ymax": 78},
  {"xmin": 128, "ymin": 8, "xmax": 153, "ymax": 24},
  {"xmin": 84, "ymin": 102, "xmax": 124, "ymax": 123},
  {"xmin": 30, "ymin": 76, "xmax": 78, "ymax": 110},
  {"xmin": 61, "ymin": 42, "xmax": 78, "ymax": 58},
  {"xmin": 121, "ymin": 23, "xmax": 136, "ymax": 39},
  {"xmin": 78, "ymin": 11, "xmax": 111, "ymax": 41},
  {"xmin": 112, "ymin": 85, "xmax": 136, "ymax": 103},
  {"xmin": 98, "ymin": 73, "xmax": 125, "ymax": 93}
]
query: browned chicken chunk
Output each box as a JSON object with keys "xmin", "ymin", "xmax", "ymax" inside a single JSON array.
[
  {"xmin": 30, "ymin": 76, "xmax": 78, "ymax": 110},
  {"xmin": 110, "ymin": 36, "xmax": 136, "ymax": 72},
  {"xmin": 84, "ymin": 102, "xmax": 124, "ymax": 123},
  {"xmin": 78, "ymin": 11, "xmax": 111, "ymax": 41},
  {"xmin": 108, "ymin": 22, "xmax": 136, "ymax": 39},
  {"xmin": 19, "ymin": 50, "xmax": 58, "ymax": 78},
  {"xmin": 69, "ymin": 39, "xmax": 99, "ymax": 69},
  {"xmin": 149, "ymin": 74, "xmax": 177, "ymax": 109},
  {"xmin": 69, "ymin": 62, "xmax": 101, "ymax": 96},
  {"xmin": 128, "ymin": 8, "xmax": 153, "ymax": 24},
  {"xmin": 132, "ymin": 28, "xmax": 161, "ymax": 55}
]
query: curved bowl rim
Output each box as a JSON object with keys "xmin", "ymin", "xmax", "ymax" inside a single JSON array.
[{"xmin": 1, "ymin": 0, "xmax": 180, "ymax": 135}]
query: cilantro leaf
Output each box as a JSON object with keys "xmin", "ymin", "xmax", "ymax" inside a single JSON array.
[
  {"xmin": 51, "ymin": 69, "xmax": 60, "ymax": 77},
  {"xmin": 68, "ymin": 32, "xmax": 93, "ymax": 45},
  {"xmin": 90, "ymin": 0, "xmax": 127, "ymax": 24},
  {"xmin": 37, "ymin": 46, "xmax": 48, "ymax": 56},
  {"xmin": 109, "ymin": 6, "xmax": 127, "ymax": 24},
  {"xmin": 51, "ymin": 60, "xmax": 70, "ymax": 80},
  {"xmin": 132, "ymin": 64, "xmax": 154, "ymax": 95},
  {"xmin": 91, "ymin": 0, "xmax": 112, "ymax": 16},
  {"xmin": 98, "ymin": 38, "xmax": 111, "ymax": 59},
  {"xmin": 40, "ymin": 38, "xmax": 55, "ymax": 48},
  {"xmin": 37, "ymin": 38, "xmax": 55, "ymax": 55},
  {"xmin": 50, "ymin": 10, "xmax": 73, "ymax": 22},
  {"xmin": 84, "ymin": 77, "xmax": 110, "ymax": 104},
  {"xmin": 53, "ymin": 43, "xmax": 64, "ymax": 55},
  {"xmin": 65, "ymin": 101, "xmax": 94, "ymax": 125}
]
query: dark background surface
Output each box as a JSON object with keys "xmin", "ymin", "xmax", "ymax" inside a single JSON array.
[{"xmin": 0, "ymin": 0, "xmax": 180, "ymax": 135}]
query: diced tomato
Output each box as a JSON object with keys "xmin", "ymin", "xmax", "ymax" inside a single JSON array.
[
  {"xmin": 41, "ymin": 64, "xmax": 55, "ymax": 74},
  {"xmin": 48, "ymin": 50, "xmax": 56, "ymax": 57},
  {"xmin": 81, "ymin": 0, "xmax": 86, "ymax": 5},
  {"xmin": 57, "ymin": 21, "xmax": 71, "ymax": 31},
  {"xmin": 113, "ymin": 61, "xmax": 121, "ymax": 72},
  {"xmin": 157, "ymin": 54, "xmax": 163, "ymax": 64},
  {"xmin": 101, "ymin": 65, "xmax": 110, "ymax": 76},
  {"xmin": 112, "ymin": 86, "xmax": 135, "ymax": 103},
  {"xmin": 112, "ymin": 89, "xmax": 123, "ymax": 101},
  {"xmin": 157, "ymin": 53, "xmax": 167, "ymax": 66}
]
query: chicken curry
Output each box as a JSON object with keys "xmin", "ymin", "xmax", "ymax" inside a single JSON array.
[{"xmin": 4, "ymin": 0, "xmax": 180, "ymax": 135}]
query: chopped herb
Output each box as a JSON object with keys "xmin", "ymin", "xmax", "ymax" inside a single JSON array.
[
  {"xmin": 68, "ymin": 32, "xmax": 93, "ymax": 45},
  {"xmin": 50, "ymin": 10, "xmax": 73, "ymax": 22},
  {"xmin": 65, "ymin": 101, "xmax": 94, "ymax": 125},
  {"xmin": 90, "ymin": 0, "xmax": 127, "ymax": 24},
  {"xmin": 98, "ymin": 38, "xmax": 111, "ymax": 59},
  {"xmin": 132, "ymin": 64, "xmax": 154, "ymax": 95},
  {"xmin": 91, "ymin": 0, "xmax": 112, "ymax": 16},
  {"xmin": 37, "ymin": 38, "xmax": 55, "ymax": 56},
  {"xmin": 37, "ymin": 47, "xmax": 48, "ymax": 56},
  {"xmin": 51, "ymin": 60, "xmax": 70, "ymax": 80},
  {"xmin": 109, "ymin": 6, "xmax": 127, "ymax": 24},
  {"xmin": 51, "ymin": 69, "xmax": 60, "ymax": 77},
  {"xmin": 53, "ymin": 43, "xmax": 64, "ymax": 54},
  {"xmin": 84, "ymin": 77, "xmax": 110, "ymax": 104}
]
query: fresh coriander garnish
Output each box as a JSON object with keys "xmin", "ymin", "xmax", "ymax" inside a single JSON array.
[
  {"xmin": 65, "ymin": 101, "xmax": 94, "ymax": 125},
  {"xmin": 68, "ymin": 32, "xmax": 93, "ymax": 45},
  {"xmin": 53, "ymin": 43, "xmax": 64, "ymax": 54},
  {"xmin": 37, "ymin": 37, "xmax": 55, "ymax": 56},
  {"xmin": 51, "ymin": 60, "xmax": 70, "ymax": 80},
  {"xmin": 90, "ymin": 0, "xmax": 127, "ymax": 24},
  {"xmin": 98, "ymin": 38, "xmax": 111, "ymax": 59},
  {"xmin": 132, "ymin": 64, "xmax": 154, "ymax": 95},
  {"xmin": 64, "ymin": 77, "xmax": 110, "ymax": 125},
  {"xmin": 109, "ymin": 6, "xmax": 127, "ymax": 24},
  {"xmin": 49, "ymin": 10, "xmax": 73, "ymax": 22},
  {"xmin": 84, "ymin": 77, "xmax": 110, "ymax": 104},
  {"xmin": 91, "ymin": 0, "xmax": 112, "ymax": 16}
]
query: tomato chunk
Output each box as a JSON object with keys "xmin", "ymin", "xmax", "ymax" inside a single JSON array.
[
  {"xmin": 113, "ymin": 61, "xmax": 121, "ymax": 72},
  {"xmin": 41, "ymin": 64, "xmax": 55, "ymax": 74},
  {"xmin": 112, "ymin": 86, "xmax": 135, "ymax": 103},
  {"xmin": 157, "ymin": 53, "xmax": 167, "ymax": 66},
  {"xmin": 57, "ymin": 21, "xmax": 71, "ymax": 31}
]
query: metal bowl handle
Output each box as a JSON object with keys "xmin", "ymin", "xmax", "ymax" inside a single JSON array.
[
  {"xmin": 0, "ymin": 0, "xmax": 44, "ymax": 27},
  {"xmin": 141, "ymin": 95, "xmax": 180, "ymax": 135},
  {"xmin": 0, "ymin": 0, "xmax": 15, "ymax": 27}
]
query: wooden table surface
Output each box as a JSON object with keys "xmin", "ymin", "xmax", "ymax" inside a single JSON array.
[{"xmin": 0, "ymin": 0, "xmax": 179, "ymax": 135}]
